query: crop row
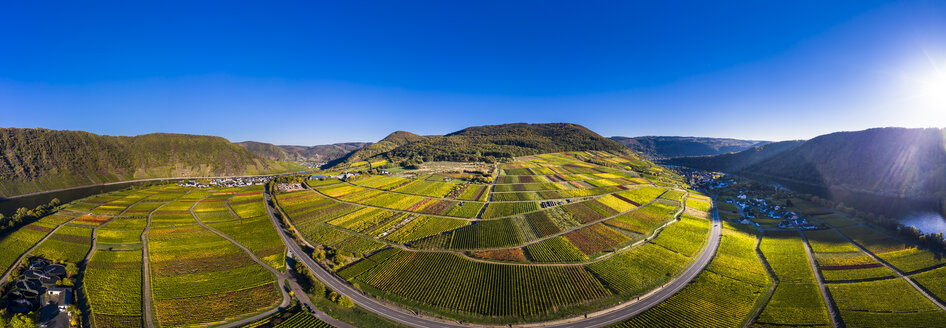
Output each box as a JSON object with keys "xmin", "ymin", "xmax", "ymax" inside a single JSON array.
[
  {"xmin": 481, "ymin": 202, "xmax": 539, "ymax": 219},
  {"xmin": 610, "ymin": 224, "xmax": 770, "ymax": 327},
  {"xmin": 563, "ymin": 223, "xmax": 630, "ymax": 256},
  {"xmin": 209, "ymin": 215, "xmax": 288, "ymax": 272},
  {"xmin": 273, "ymin": 311, "xmax": 332, "ymax": 328},
  {"xmin": 345, "ymin": 249, "xmax": 611, "ymax": 317},
  {"xmin": 148, "ymin": 213, "xmax": 280, "ymax": 327},
  {"xmin": 650, "ymin": 215, "xmax": 710, "ymax": 257},
  {"xmin": 829, "ymin": 278, "xmax": 946, "ymax": 327},
  {"xmin": 0, "ymin": 224, "xmax": 53, "ymax": 277},
  {"xmin": 525, "ymin": 236, "xmax": 588, "ymax": 262},
  {"xmin": 86, "ymin": 250, "xmax": 143, "ymax": 320},
  {"xmin": 605, "ymin": 202, "xmax": 677, "ymax": 235},
  {"xmin": 30, "ymin": 225, "xmax": 93, "ymax": 262},
  {"xmin": 755, "ymin": 231, "xmax": 831, "ymax": 326}
]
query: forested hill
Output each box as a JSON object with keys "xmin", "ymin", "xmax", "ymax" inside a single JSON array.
[
  {"xmin": 330, "ymin": 131, "xmax": 427, "ymax": 167},
  {"xmin": 0, "ymin": 128, "xmax": 304, "ymax": 197},
  {"xmin": 667, "ymin": 140, "xmax": 805, "ymax": 172},
  {"xmin": 237, "ymin": 141, "xmax": 369, "ymax": 162},
  {"xmin": 332, "ymin": 123, "xmax": 629, "ymax": 168},
  {"xmin": 611, "ymin": 136, "xmax": 768, "ymax": 159},
  {"xmin": 746, "ymin": 128, "xmax": 946, "ymax": 198},
  {"xmin": 670, "ymin": 127, "xmax": 946, "ymax": 199}
]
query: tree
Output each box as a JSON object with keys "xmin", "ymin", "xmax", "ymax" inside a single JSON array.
[
  {"xmin": 312, "ymin": 248, "xmax": 326, "ymax": 260},
  {"xmin": 9, "ymin": 313, "xmax": 35, "ymax": 328},
  {"xmin": 65, "ymin": 263, "xmax": 78, "ymax": 276},
  {"xmin": 337, "ymin": 294, "xmax": 354, "ymax": 308}
]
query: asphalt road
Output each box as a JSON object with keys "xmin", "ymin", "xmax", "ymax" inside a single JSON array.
[{"xmin": 263, "ymin": 185, "xmax": 723, "ymax": 328}]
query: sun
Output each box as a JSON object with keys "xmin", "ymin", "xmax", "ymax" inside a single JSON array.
[
  {"xmin": 915, "ymin": 68, "xmax": 946, "ymax": 110},
  {"xmin": 899, "ymin": 55, "xmax": 946, "ymax": 126}
]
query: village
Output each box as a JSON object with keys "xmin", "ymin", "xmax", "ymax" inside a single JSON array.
[
  {"xmin": 178, "ymin": 176, "xmax": 270, "ymax": 188},
  {"xmin": 681, "ymin": 168, "xmax": 820, "ymax": 231}
]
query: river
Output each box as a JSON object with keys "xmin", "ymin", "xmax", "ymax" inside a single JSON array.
[
  {"xmin": 742, "ymin": 173, "xmax": 946, "ymax": 234},
  {"xmin": 899, "ymin": 212, "xmax": 946, "ymax": 235},
  {"xmin": 0, "ymin": 180, "xmax": 178, "ymax": 217}
]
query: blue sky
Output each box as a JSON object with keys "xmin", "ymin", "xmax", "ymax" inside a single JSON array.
[{"xmin": 1, "ymin": 1, "xmax": 945, "ymax": 145}]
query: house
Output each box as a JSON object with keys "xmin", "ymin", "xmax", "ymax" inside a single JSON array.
[{"xmin": 45, "ymin": 287, "xmax": 72, "ymax": 311}]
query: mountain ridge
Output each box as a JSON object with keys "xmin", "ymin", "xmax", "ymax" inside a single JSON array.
[
  {"xmin": 611, "ymin": 136, "xmax": 769, "ymax": 159},
  {"xmin": 0, "ymin": 128, "xmax": 304, "ymax": 197},
  {"xmin": 668, "ymin": 127, "xmax": 946, "ymax": 199},
  {"xmin": 237, "ymin": 141, "xmax": 369, "ymax": 162},
  {"xmin": 332, "ymin": 123, "xmax": 630, "ymax": 168}
]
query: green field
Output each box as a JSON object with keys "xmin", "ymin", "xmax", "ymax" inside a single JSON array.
[
  {"xmin": 609, "ymin": 224, "xmax": 771, "ymax": 327},
  {"xmin": 755, "ymin": 231, "xmax": 831, "ymax": 327},
  {"xmin": 829, "ymin": 279, "xmax": 946, "ymax": 327}
]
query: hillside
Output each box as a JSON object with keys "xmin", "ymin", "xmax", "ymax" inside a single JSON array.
[
  {"xmin": 330, "ymin": 131, "xmax": 427, "ymax": 167},
  {"xmin": 332, "ymin": 123, "xmax": 629, "ymax": 168},
  {"xmin": 237, "ymin": 141, "xmax": 369, "ymax": 162},
  {"xmin": 0, "ymin": 128, "xmax": 305, "ymax": 197},
  {"xmin": 670, "ymin": 127, "xmax": 946, "ymax": 199},
  {"xmin": 611, "ymin": 136, "xmax": 768, "ymax": 159},
  {"xmin": 746, "ymin": 128, "xmax": 946, "ymax": 198},
  {"xmin": 667, "ymin": 140, "xmax": 804, "ymax": 172}
]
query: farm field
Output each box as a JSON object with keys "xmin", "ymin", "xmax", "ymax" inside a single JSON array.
[
  {"xmin": 273, "ymin": 151, "xmax": 746, "ymax": 323},
  {"xmin": 754, "ymin": 231, "xmax": 831, "ymax": 327},
  {"xmin": 609, "ymin": 223, "xmax": 771, "ymax": 327},
  {"xmin": 86, "ymin": 249, "xmax": 144, "ymax": 327},
  {"xmin": 829, "ymin": 278, "xmax": 946, "ymax": 327},
  {"xmin": 19, "ymin": 148, "xmax": 940, "ymax": 327},
  {"xmin": 29, "ymin": 224, "xmax": 94, "ymax": 263},
  {"xmin": 148, "ymin": 221, "xmax": 281, "ymax": 327},
  {"xmin": 339, "ymin": 249, "xmax": 611, "ymax": 319}
]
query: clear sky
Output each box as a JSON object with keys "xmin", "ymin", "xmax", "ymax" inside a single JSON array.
[{"xmin": 1, "ymin": 1, "xmax": 945, "ymax": 145}]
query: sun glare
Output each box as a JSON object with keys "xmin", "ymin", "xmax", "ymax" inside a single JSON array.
[
  {"xmin": 915, "ymin": 69, "xmax": 946, "ymax": 109},
  {"xmin": 898, "ymin": 54, "xmax": 946, "ymax": 126}
]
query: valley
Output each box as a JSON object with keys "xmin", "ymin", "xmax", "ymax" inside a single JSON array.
[{"xmin": 1, "ymin": 125, "xmax": 945, "ymax": 328}]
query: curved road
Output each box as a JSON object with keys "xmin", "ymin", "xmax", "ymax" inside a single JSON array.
[{"xmin": 264, "ymin": 185, "xmax": 723, "ymax": 328}]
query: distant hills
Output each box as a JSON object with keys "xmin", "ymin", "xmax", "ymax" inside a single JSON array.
[
  {"xmin": 668, "ymin": 127, "xmax": 946, "ymax": 199},
  {"xmin": 0, "ymin": 128, "xmax": 305, "ymax": 197},
  {"xmin": 610, "ymin": 136, "xmax": 768, "ymax": 159},
  {"xmin": 669, "ymin": 140, "xmax": 805, "ymax": 172},
  {"xmin": 237, "ymin": 141, "xmax": 369, "ymax": 162},
  {"xmin": 330, "ymin": 123, "xmax": 629, "ymax": 168}
]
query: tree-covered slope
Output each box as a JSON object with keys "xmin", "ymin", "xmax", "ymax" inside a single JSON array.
[
  {"xmin": 331, "ymin": 123, "xmax": 629, "ymax": 167},
  {"xmin": 611, "ymin": 136, "xmax": 768, "ymax": 159},
  {"xmin": 746, "ymin": 128, "xmax": 946, "ymax": 198},
  {"xmin": 237, "ymin": 141, "xmax": 369, "ymax": 162},
  {"xmin": 0, "ymin": 128, "xmax": 304, "ymax": 197},
  {"xmin": 667, "ymin": 140, "xmax": 804, "ymax": 172},
  {"xmin": 670, "ymin": 127, "xmax": 946, "ymax": 199}
]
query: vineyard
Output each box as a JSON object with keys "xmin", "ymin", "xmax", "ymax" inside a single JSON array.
[
  {"xmin": 754, "ymin": 231, "xmax": 831, "ymax": 327},
  {"xmin": 525, "ymin": 236, "xmax": 588, "ymax": 262},
  {"xmin": 829, "ymin": 279, "xmax": 946, "ymax": 327},
  {"xmin": 340, "ymin": 249, "xmax": 612, "ymax": 318},
  {"xmin": 142, "ymin": 186, "xmax": 282, "ymax": 327},
  {"xmin": 29, "ymin": 224, "xmax": 94, "ymax": 262},
  {"xmin": 609, "ymin": 224, "xmax": 771, "ymax": 327},
  {"xmin": 86, "ymin": 250, "xmax": 143, "ymax": 328}
]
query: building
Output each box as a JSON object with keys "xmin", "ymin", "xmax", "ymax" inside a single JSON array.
[{"xmin": 44, "ymin": 287, "xmax": 72, "ymax": 311}]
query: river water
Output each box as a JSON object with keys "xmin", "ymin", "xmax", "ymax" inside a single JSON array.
[
  {"xmin": 741, "ymin": 173, "xmax": 946, "ymax": 234},
  {"xmin": 899, "ymin": 212, "xmax": 946, "ymax": 235},
  {"xmin": 0, "ymin": 180, "xmax": 179, "ymax": 217}
]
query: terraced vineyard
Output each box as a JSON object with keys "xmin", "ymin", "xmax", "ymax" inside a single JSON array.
[
  {"xmin": 7, "ymin": 149, "xmax": 945, "ymax": 328},
  {"xmin": 274, "ymin": 151, "xmax": 732, "ymax": 322},
  {"xmin": 754, "ymin": 231, "xmax": 832, "ymax": 327},
  {"xmin": 609, "ymin": 223, "xmax": 771, "ymax": 327},
  {"xmin": 50, "ymin": 185, "xmax": 287, "ymax": 328}
]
